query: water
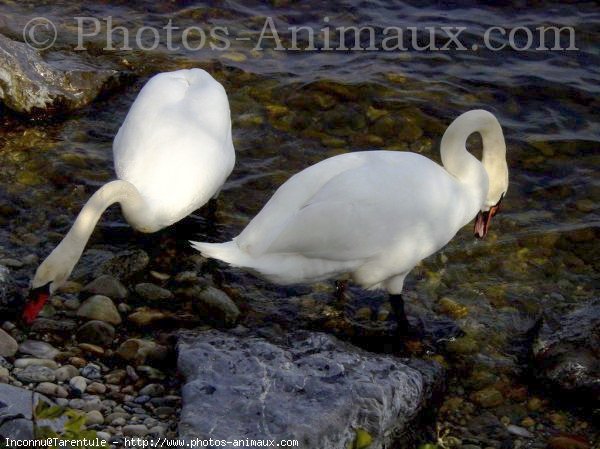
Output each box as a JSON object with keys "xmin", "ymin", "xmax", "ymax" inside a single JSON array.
[{"xmin": 0, "ymin": 0, "xmax": 598, "ymax": 444}]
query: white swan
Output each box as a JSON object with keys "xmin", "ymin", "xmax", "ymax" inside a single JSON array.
[
  {"xmin": 23, "ymin": 68, "xmax": 235, "ymax": 324},
  {"xmin": 191, "ymin": 110, "xmax": 507, "ymax": 329}
]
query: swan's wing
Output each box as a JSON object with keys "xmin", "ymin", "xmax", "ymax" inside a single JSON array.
[
  {"xmin": 262, "ymin": 152, "xmax": 462, "ymax": 261},
  {"xmin": 236, "ymin": 152, "xmax": 372, "ymax": 256}
]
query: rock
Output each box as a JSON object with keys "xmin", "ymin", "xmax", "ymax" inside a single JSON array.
[
  {"xmin": 85, "ymin": 410, "xmax": 104, "ymax": 426},
  {"xmin": 83, "ymin": 275, "xmax": 128, "ymax": 300},
  {"xmin": 76, "ymin": 320, "xmax": 116, "ymax": 346},
  {"xmin": 80, "ymin": 364, "xmax": 102, "ymax": 380},
  {"xmin": 0, "ymin": 384, "xmax": 47, "ymax": 439},
  {"xmin": 178, "ymin": 329, "xmax": 443, "ymax": 449},
  {"xmin": 135, "ymin": 283, "xmax": 173, "ymax": 302},
  {"xmin": 96, "ymin": 250, "xmax": 149, "ymax": 280},
  {"xmin": 128, "ymin": 309, "xmax": 169, "ymax": 326},
  {"xmin": 54, "ymin": 365, "xmax": 79, "ymax": 382},
  {"xmin": 191, "ymin": 286, "xmax": 240, "ymax": 327},
  {"xmin": 506, "ymin": 424, "xmax": 534, "ymax": 438},
  {"xmin": 471, "ymin": 387, "xmax": 504, "ymax": 408},
  {"xmin": 14, "ymin": 358, "xmax": 58, "ymax": 370},
  {"xmin": 138, "ymin": 383, "xmax": 165, "ymax": 397},
  {"xmin": 117, "ymin": 339, "xmax": 169, "ymax": 366},
  {"xmin": 546, "ymin": 436, "xmax": 590, "ymax": 449},
  {"xmin": 104, "ymin": 369, "xmax": 127, "ymax": 385},
  {"xmin": 533, "ymin": 298, "xmax": 599, "ymax": 403},
  {"xmin": 78, "ymin": 343, "xmax": 105, "ymax": 357},
  {"xmin": 14, "ymin": 365, "xmax": 56, "ymax": 383},
  {"xmin": 0, "ymin": 328, "xmax": 18, "ymax": 357},
  {"xmin": 35, "ymin": 382, "xmax": 68, "ymax": 398},
  {"xmin": 136, "ymin": 366, "xmax": 166, "ymax": 381},
  {"xmin": 123, "ymin": 424, "xmax": 149, "ymax": 437},
  {"xmin": 0, "ymin": 366, "xmax": 8, "ymax": 383},
  {"xmin": 0, "ymin": 34, "xmax": 121, "ymax": 116},
  {"xmin": 77, "ymin": 295, "xmax": 122, "ymax": 325},
  {"xmin": 86, "ymin": 382, "xmax": 106, "ymax": 395},
  {"xmin": 69, "ymin": 376, "xmax": 88, "ymax": 395},
  {"xmin": 30, "ymin": 318, "xmax": 77, "ymax": 333}
]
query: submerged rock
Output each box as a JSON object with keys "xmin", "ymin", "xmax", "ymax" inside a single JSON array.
[
  {"xmin": 83, "ymin": 275, "xmax": 128, "ymax": 300},
  {"xmin": 0, "ymin": 34, "xmax": 121, "ymax": 116},
  {"xmin": 533, "ymin": 298, "xmax": 599, "ymax": 403},
  {"xmin": 178, "ymin": 329, "xmax": 443, "ymax": 449},
  {"xmin": 0, "ymin": 328, "xmax": 17, "ymax": 357},
  {"xmin": 76, "ymin": 295, "xmax": 122, "ymax": 325},
  {"xmin": 191, "ymin": 286, "xmax": 240, "ymax": 328}
]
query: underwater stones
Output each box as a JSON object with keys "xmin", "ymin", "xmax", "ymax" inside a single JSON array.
[
  {"xmin": 83, "ymin": 275, "xmax": 128, "ymax": 300},
  {"xmin": 14, "ymin": 365, "xmax": 56, "ymax": 383},
  {"xmin": 95, "ymin": 250, "xmax": 149, "ymax": 280},
  {"xmin": 128, "ymin": 308, "xmax": 169, "ymax": 327},
  {"xmin": 178, "ymin": 329, "xmax": 443, "ymax": 449},
  {"xmin": 0, "ymin": 328, "xmax": 17, "ymax": 357},
  {"xmin": 533, "ymin": 298, "xmax": 599, "ymax": 403},
  {"xmin": 77, "ymin": 295, "xmax": 122, "ymax": 325},
  {"xmin": 134, "ymin": 283, "xmax": 173, "ymax": 302},
  {"xmin": 76, "ymin": 320, "xmax": 116, "ymax": 346},
  {"xmin": 0, "ymin": 34, "xmax": 120, "ymax": 116},
  {"xmin": 471, "ymin": 387, "xmax": 504, "ymax": 408},
  {"xmin": 19, "ymin": 340, "xmax": 60, "ymax": 360},
  {"xmin": 190, "ymin": 286, "xmax": 240, "ymax": 328},
  {"xmin": 116, "ymin": 339, "xmax": 168, "ymax": 366}
]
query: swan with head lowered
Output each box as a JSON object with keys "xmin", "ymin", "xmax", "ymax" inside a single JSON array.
[
  {"xmin": 23, "ymin": 68, "xmax": 235, "ymax": 324},
  {"xmin": 192, "ymin": 109, "xmax": 508, "ymax": 333}
]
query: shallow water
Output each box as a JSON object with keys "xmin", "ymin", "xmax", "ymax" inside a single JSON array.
[{"xmin": 0, "ymin": 0, "xmax": 598, "ymax": 445}]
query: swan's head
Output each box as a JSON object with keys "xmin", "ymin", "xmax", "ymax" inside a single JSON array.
[
  {"xmin": 22, "ymin": 247, "xmax": 71, "ymax": 325},
  {"xmin": 475, "ymin": 139, "xmax": 508, "ymax": 239}
]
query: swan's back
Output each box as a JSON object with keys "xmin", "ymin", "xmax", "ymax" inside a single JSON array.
[{"xmin": 114, "ymin": 69, "xmax": 235, "ymax": 228}]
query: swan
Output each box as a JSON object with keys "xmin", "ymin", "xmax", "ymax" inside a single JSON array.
[
  {"xmin": 23, "ymin": 68, "xmax": 235, "ymax": 324},
  {"xmin": 191, "ymin": 109, "xmax": 507, "ymax": 332}
]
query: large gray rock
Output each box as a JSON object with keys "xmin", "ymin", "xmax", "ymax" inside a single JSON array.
[
  {"xmin": 0, "ymin": 384, "xmax": 63, "ymax": 439},
  {"xmin": 178, "ymin": 329, "xmax": 443, "ymax": 449},
  {"xmin": 0, "ymin": 264, "xmax": 20, "ymax": 319},
  {"xmin": 0, "ymin": 34, "xmax": 120, "ymax": 116},
  {"xmin": 533, "ymin": 298, "xmax": 600, "ymax": 403}
]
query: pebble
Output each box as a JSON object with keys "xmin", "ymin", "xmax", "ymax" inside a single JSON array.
[
  {"xmin": 111, "ymin": 417, "xmax": 126, "ymax": 426},
  {"xmin": 148, "ymin": 425, "xmax": 166, "ymax": 436},
  {"xmin": 134, "ymin": 395, "xmax": 151, "ymax": 404},
  {"xmin": 0, "ymin": 328, "xmax": 18, "ymax": 357},
  {"xmin": 191, "ymin": 286, "xmax": 240, "ymax": 327},
  {"xmin": 14, "ymin": 358, "xmax": 58, "ymax": 369},
  {"xmin": 83, "ymin": 275, "xmax": 128, "ymax": 300},
  {"xmin": 547, "ymin": 436, "xmax": 590, "ymax": 449},
  {"xmin": 78, "ymin": 343, "xmax": 105, "ymax": 356},
  {"xmin": 63, "ymin": 298, "xmax": 81, "ymax": 310},
  {"xmin": 76, "ymin": 320, "xmax": 116, "ymax": 346},
  {"xmin": 19, "ymin": 340, "xmax": 60, "ymax": 359},
  {"xmin": 117, "ymin": 339, "xmax": 168, "ymax": 366},
  {"xmin": 134, "ymin": 283, "xmax": 173, "ymax": 301},
  {"xmin": 472, "ymin": 387, "xmax": 504, "ymax": 408},
  {"xmin": 35, "ymin": 382, "xmax": 68, "ymax": 398},
  {"xmin": 136, "ymin": 366, "xmax": 166, "ymax": 380},
  {"xmin": 14, "ymin": 365, "xmax": 56, "ymax": 383},
  {"xmin": 69, "ymin": 376, "xmax": 88, "ymax": 394},
  {"xmin": 69, "ymin": 397, "xmax": 102, "ymax": 412},
  {"xmin": 128, "ymin": 309, "xmax": 168, "ymax": 326},
  {"xmin": 69, "ymin": 357, "xmax": 87, "ymax": 368},
  {"xmin": 105, "ymin": 412, "xmax": 130, "ymax": 424},
  {"xmin": 105, "ymin": 369, "xmax": 127, "ymax": 385},
  {"xmin": 87, "ymin": 382, "xmax": 107, "ymax": 394},
  {"xmin": 97, "ymin": 431, "xmax": 111, "ymax": 442},
  {"xmin": 77, "ymin": 295, "xmax": 122, "ymax": 325},
  {"xmin": 0, "ymin": 258, "xmax": 23, "ymax": 268},
  {"xmin": 80, "ymin": 363, "xmax": 103, "ymax": 380},
  {"xmin": 507, "ymin": 425, "xmax": 534, "ymax": 438},
  {"xmin": 55, "ymin": 365, "xmax": 79, "ymax": 382},
  {"xmin": 527, "ymin": 397, "xmax": 543, "ymax": 412},
  {"xmin": 0, "ymin": 356, "xmax": 11, "ymax": 369},
  {"xmin": 139, "ymin": 383, "xmax": 165, "ymax": 397},
  {"xmin": 122, "ymin": 424, "xmax": 149, "ymax": 437},
  {"xmin": 0, "ymin": 366, "xmax": 9, "ymax": 382},
  {"xmin": 85, "ymin": 410, "xmax": 105, "ymax": 425}
]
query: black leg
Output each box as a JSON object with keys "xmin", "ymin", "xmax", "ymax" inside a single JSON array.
[
  {"xmin": 389, "ymin": 294, "xmax": 410, "ymax": 337},
  {"xmin": 335, "ymin": 280, "xmax": 348, "ymax": 304}
]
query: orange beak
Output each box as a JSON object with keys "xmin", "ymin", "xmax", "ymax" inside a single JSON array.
[
  {"xmin": 474, "ymin": 197, "xmax": 503, "ymax": 239},
  {"xmin": 22, "ymin": 283, "xmax": 51, "ymax": 325}
]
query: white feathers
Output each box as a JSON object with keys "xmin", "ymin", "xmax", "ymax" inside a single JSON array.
[{"xmin": 192, "ymin": 110, "xmax": 508, "ymax": 294}]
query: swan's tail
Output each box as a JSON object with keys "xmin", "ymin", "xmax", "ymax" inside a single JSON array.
[{"xmin": 190, "ymin": 240, "xmax": 249, "ymax": 267}]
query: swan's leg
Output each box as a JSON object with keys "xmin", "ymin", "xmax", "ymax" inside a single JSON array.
[
  {"xmin": 335, "ymin": 280, "xmax": 348, "ymax": 303},
  {"xmin": 389, "ymin": 294, "xmax": 410, "ymax": 336}
]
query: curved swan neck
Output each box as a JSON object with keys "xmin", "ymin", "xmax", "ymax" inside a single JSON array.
[
  {"xmin": 440, "ymin": 110, "xmax": 506, "ymax": 206},
  {"xmin": 40, "ymin": 180, "xmax": 147, "ymax": 287}
]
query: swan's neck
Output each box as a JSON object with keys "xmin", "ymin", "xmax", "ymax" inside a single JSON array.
[
  {"xmin": 41, "ymin": 180, "xmax": 148, "ymax": 286},
  {"xmin": 440, "ymin": 110, "xmax": 506, "ymax": 211}
]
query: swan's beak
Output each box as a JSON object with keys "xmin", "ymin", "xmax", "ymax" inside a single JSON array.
[
  {"xmin": 22, "ymin": 283, "xmax": 51, "ymax": 326},
  {"xmin": 474, "ymin": 199, "xmax": 502, "ymax": 239}
]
